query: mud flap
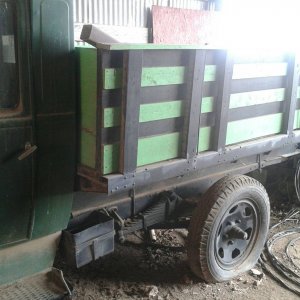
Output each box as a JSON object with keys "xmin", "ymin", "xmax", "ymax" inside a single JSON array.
[{"xmin": 0, "ymin": 268, "xmax": 72, "ymax": 300}]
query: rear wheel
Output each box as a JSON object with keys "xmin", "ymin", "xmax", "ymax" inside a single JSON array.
[{"xmin": 187, "ymin": 175, "xmax": 270, "ymax": 282}]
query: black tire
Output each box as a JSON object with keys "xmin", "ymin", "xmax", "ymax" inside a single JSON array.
[{"xmin": 187, "ymin": 175, "xmax": 270, "ymax": 283}]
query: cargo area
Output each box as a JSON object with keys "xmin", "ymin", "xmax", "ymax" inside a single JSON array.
[{"xmin": 77, "ymin": 41, "xmax": 300, "ymax": 193}]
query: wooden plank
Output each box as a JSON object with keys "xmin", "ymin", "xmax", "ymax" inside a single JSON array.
[
  {"xmin": 232, "ymin": 63, "xmax": 287, "ymax": 79},
  {"xmin": 97, "ymin": 50, "xmax": 115, "ymax": 173},
  {"xmin": 294, "ymin": 109, "xmax": 300, "ymax": 129},
  {"xmin": 143, "ymin": 49, "xmax": 187, "ymax": 67},
  {"xmin": 103, "ymin": 107, "xmax": 121, "ymax": 128},
  {"xmin": 103, "ymin": 68, "xmax": 122, "ymax": 89},
  {"xmin": 182, "ymin": 49, "xmax": 206, "ymax": 159},
  {"xmin": 119, "ymin": 50, "xmax": 143, "ymax": 174},
  {"xmin": 102, "ymin": 131, "xmax": 182, "ymax": 174},
  {"xmin": 102, "ymin": 143, "xmax": 119, "ymax": 174},
  {"xmin": 229, "ymin": 88, "xmax": 285, "ymax": 108},
  {"xmin": 139, "ymin": 100, "xmax": 183, "ymax": 122},
  {"xmin": 198, "ymin": 126, "xmax": 212, "ymax": 152},
  {"xmin": 229, "ymin": 101, "xmax": 284, "ymax": 122},
  {"xmin": 80, "ymin": 132, "xmax": 97, "ymax": 168},
  {"xmin": 282, "ymin": 54, "xmax": 299, "ymax": 135},
  {"xmin": 231, "ymin": 76, "xmax": 286, "ymax": 94},
  {"xmin": 141, "ymin": 66, "xmax": 185, "ymax": 87},
  {"xmin": 103, "ymin": 100, "xmax": 183, "ymax": 128},
  {"xmin": 139, "ymin": 118, "xmax": 184, "ymax": 137},
  {"xmin": 201, "ymin": 96, "xmax": 214, "ymax": 113},
  {"xmin": 141, "ymin": 85, "xmax": 185, "ymax": 104},
  {"xmin": 226, "ymin": 113, "xmax": 283, "ymax": 145},
  {"xmin": 137, "ymin": 132, "xmax": 181, "ymax": 166},
  {"xmin": 78, "ymin": 47, "xmax": 97, "ymax": 168},
  {"xmin": 213, "ymin": 51, "xmax": 234, "ymax": 152},
  {"xmin": 103, "ymin": 65, "xmax": 216, "ymax": 90},
  {"xmin": 94, "ymin": 43, "xmax": 212, "ymax": 51}
]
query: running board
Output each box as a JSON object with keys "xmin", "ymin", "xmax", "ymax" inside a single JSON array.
[{"xmin": 0, "ymin": 268, "xmax": 72, "ymax": 300}]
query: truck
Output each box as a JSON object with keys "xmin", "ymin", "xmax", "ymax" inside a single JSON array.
[{"xmin": 1, "ymin": 0, "xmax": 300, "ymax": 298}]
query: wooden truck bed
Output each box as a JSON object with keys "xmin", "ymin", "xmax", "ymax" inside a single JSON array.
[{"xmin": 77, "ymin": 43, "xmax": 300, "ymax": 195}]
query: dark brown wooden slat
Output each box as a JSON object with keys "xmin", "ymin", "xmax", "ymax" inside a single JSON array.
[
  {"xmin": 282, "ymin": 54, "xmax": 299, "ymax": 135},
  {"xmin": 119, "ymin": 50, "xmax": 143, "ymax": 174},
  {"xmin": 213, "ymin": 50, "xmax": 234, "ymax": 152},
  {"xmin": 231, "ymin": 76, "xmax": 286, "ymax": 94},
  {"xmin": 181, "ymin": 49, "xmax": 206, "ymax": 159}
]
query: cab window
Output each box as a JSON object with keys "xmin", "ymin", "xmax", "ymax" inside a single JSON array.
[{"xmin": 0, "ymin": 1, "xmax": 19, "ymax": 110}]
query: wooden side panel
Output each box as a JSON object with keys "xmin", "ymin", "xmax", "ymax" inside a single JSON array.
[{"xmin": 78, "ymin": 47, "xmax": 97, "ymax": 168}]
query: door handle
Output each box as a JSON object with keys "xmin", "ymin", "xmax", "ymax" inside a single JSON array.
[{"xmin": 18, "ymin": 142, "xmax": 37, "ymax": 161}]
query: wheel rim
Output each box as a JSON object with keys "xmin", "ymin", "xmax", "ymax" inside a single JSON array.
[{"xmin": 215, "ymin": 200, "xmax": 259, "ymax": 269}]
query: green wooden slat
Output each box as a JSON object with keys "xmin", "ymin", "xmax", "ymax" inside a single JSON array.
[
  {"xmin": 204, "ymin": 65, "xmax": 216, "ymax": 82},
  {"xmin": 232, "ymin": 63, "xmax": 287, "ymax": 79},
  {"xmin": 79, "ymin": 48, "xmax": 97, "ymax": 168},
  {"xmin": 103, "ymin": 65, "xmax": 216, "ymax": 90},
  {"xmin": 198, "ymin": 126, "xmax": 212, "ymax": 152},
  {"xmin": 201, "ymin": 97, "xmax": 214, "ymax": 113},
  {"xmin": 80, "ymin": 132, "xmax": 96, "ymax": 168},
  {"xmin": 229, "ymin": 88, "xmax": 285, "ymax": 108},
  {"xmin": 103, "ymin": 107, "xmax": 121, "ymax": 128},
  {"xmin": 141, "ymin": 66, "xmax": 185, "ymax": 87},
  {"xmin": 80, "ymin": 48, "xmax": 97, "ymax": 131},
  {"xmin": 102, "ymin": 132, "xmax": 182, "ymax": 174},
  {"xmin": 137, "ymin": 132, "xmax": 181, "ymax": 166},
  {"xmin": 103, "ymin": 143, "xmax": 120, "ymax": 174},
  {"xmin": 226, "ymin": 113, "xmax": 283, "ymax": 145},
  {"xmin": 139, "ymin": 100, "xmax": 183, "ymax": 122},
  {"xmin": 294, "ymin": 109, "xmax": 300, "ymax": 129},
  {"xmin": 103, "ymin": 100, "xmax": 183, "ymax": 128},
  {"xmin": 103, "ymin": 68, "xmax": 122, "ymax": 89}
]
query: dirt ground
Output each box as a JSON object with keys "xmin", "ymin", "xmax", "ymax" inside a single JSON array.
[
  {"xmin": 57, "ymin": 168, "xmax": 300, "ymax": 300},
  {"xmin": 57, "ymin": 219, "xmax": 300, "ymax": 300}
]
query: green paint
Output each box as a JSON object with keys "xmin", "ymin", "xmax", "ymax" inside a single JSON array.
[
  {"xmin": 294, "ymin": 110, "xmax": 300, "ymax": 129},
  {"xmin": 0, "ymin": 233, "xmax": 58, "ymax": 285},
  {"xmin": 103, "ymin": 107, "xmax": 121, "ymax": 127},
  {"xmin": 137, "ymin": 132, "xmax": 181, "ymax": 166},
  {"xmin": 103, "ymin": 144, "xmax": 120, "ymax": 174},
  {"xmin": 226, "ymin": 113, "xmax": 283, "ymax": 145},
  {"xmin": 141, "ymin": 67, "xmax": 185, "ymax": 87},
  {"xmin": 229, "ymin": 88, "xmax": 285, "ymax": 108},
  {"xmin": 233, "ymin": 63, "xmax": 287, "ymax": 79},
  {"xmin": 78, "ymin": 47, "xmax": 97, "ymax": 168},
  {"xmin": 201, "ymin": 97, "xmax": 214, "ymax": 113},
  {"xmin": 139, "ymin": 100, "xmax": 183, "ymax": 122},
  {"xmin": 80, "ymin": 131, "xmax": 97, "ymax": 165},
  {"xmin": 103, "ymin": 65, "xmax": 216, "ymax": 90},
  {"xmin": 204, "ymin": 65, "xmax": 217, "ymax": 82},
  {"xmin": 103, "ymin": 68, "xmax": 122, "ymax": 89},
  {"xmin": 198, "ymin": 126, "xmax": 212, "ymax": 152}
]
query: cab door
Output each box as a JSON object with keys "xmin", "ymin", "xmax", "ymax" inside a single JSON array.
[{"xmin": 0, "ymin": 0, "xmax": 34, "ymax": 246}]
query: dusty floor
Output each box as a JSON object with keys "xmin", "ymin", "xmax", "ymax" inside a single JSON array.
[
  {"xmin": 57, "ymin": 168, "xmax": 300, "ymax": 300},
  {"xmin": 57, "ymin": 216, "xmax": 300, "ymax": 300}
]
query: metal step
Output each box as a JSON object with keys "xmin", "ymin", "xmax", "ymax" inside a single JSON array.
[{"xmin": 0, "ymin": 268, "xmax": 71, "ymax": 300}]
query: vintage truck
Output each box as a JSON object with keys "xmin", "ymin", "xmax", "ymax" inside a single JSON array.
[{"xmin": 1, "ymin": 0, "xmax": 300, "ymax": 298}]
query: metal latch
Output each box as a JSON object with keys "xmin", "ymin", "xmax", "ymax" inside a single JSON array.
[{"xmin": 18, "ymin": 142, "xmax": 37, "ymax": 161}]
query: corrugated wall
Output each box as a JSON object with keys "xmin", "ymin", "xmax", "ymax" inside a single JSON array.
[{"xmin": 74, "ymin": 0, "xmax": 206, "ymax": 27}]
